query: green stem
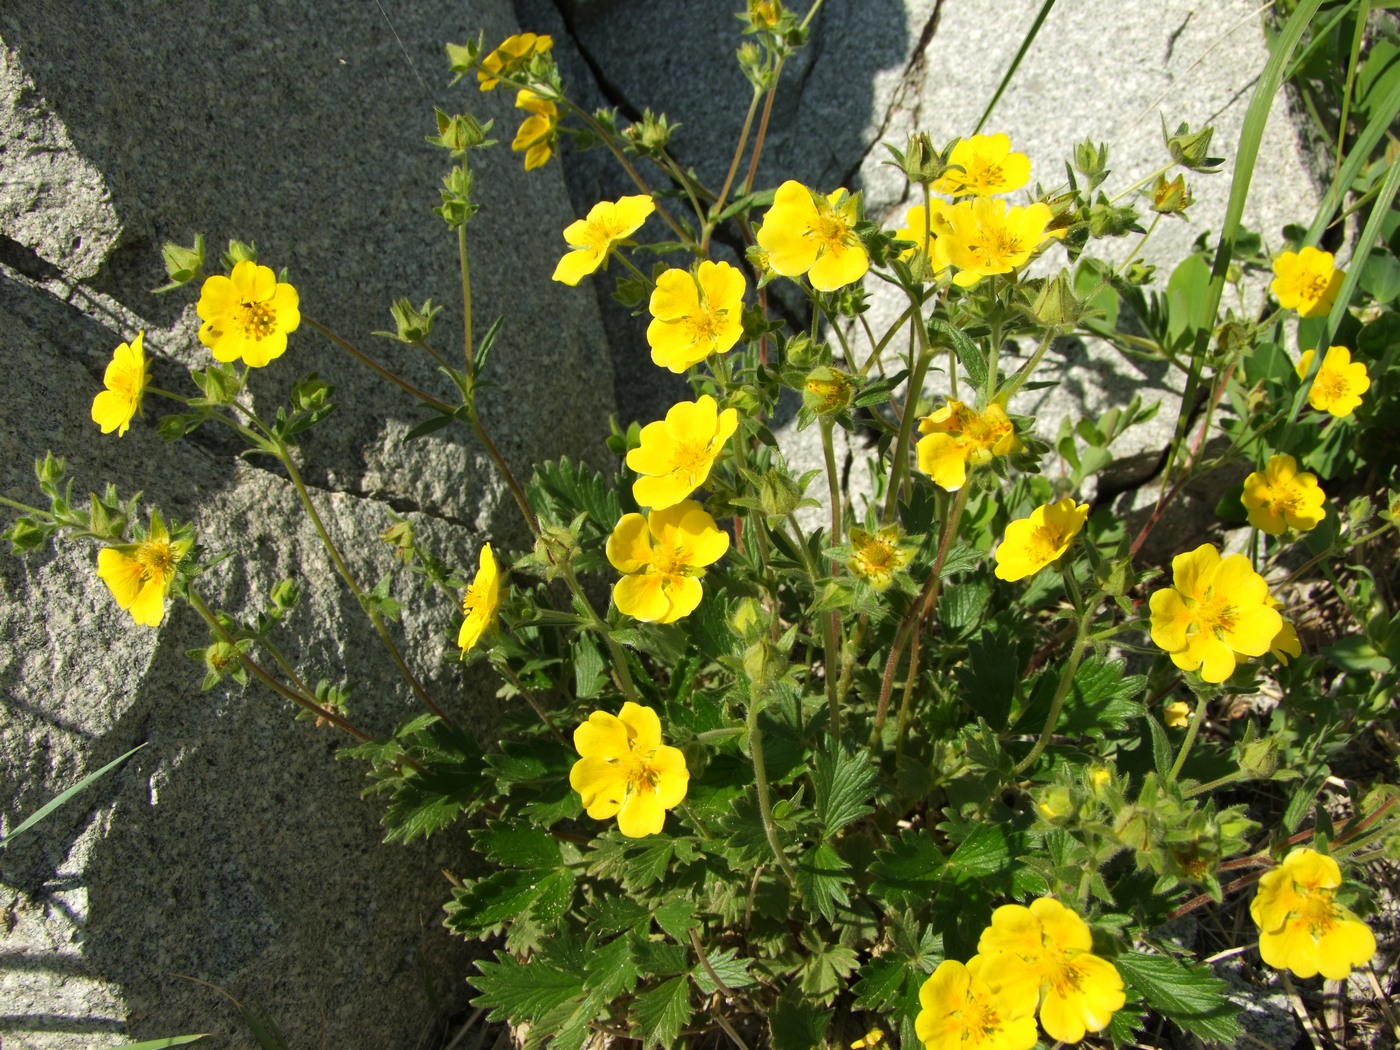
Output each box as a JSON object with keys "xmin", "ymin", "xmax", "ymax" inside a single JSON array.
[
  {"xmin": 1113, "ymin": 212, "xmax": 1162, "ymax": 278},
  {"xmin": 704, "ymin": 87, "xmax": 764, "ymax": 253},
  {"xmin": 1166, "ymin": 693, "xmax": 1213, "ymax": 784},
  {"xmin": 882, "ymin": 310, "xmax": 934, "ymax": 525},
  {"xmin": 785, "ymin": 511, "xmax": 840, "ymax": 742},
  {"xmin": 1110, "ymin": 162, "xmax": 1174, "ymax": 204},
  {"xmin": 857, "ymin": 300, "xmax": 918, "ymax": 378},
  {"xmin": 467, "ymin": 405, "xmax": 541, "ymax": 540},
  {"xmin": 269, "ymin": 431, "xmax": 450, "ymax": 724},
  {"xmin": 497, "ymin": 662, "xmax": 568, "ymax": 746},
  {"xmin": 559, "ymin": 558, "xmax": 639, "ymax": 705},
  {"xmin": 1012, "ymin": 572, "xmax": 1099, "ymax": 776},
  {"xmin": 1000, "ymin": 328, "xmax": 1056, "ymax": 402},
  {"xmin": 304, "ymin": 318, "xmax": 454, "ymax": 414},
  {"xmin": 747, "ymin": 696, "xmax": 799, "ymax": 893},
  {"xmin": 1181, "ymin": 769, "xmax": 1248, "ymax": 799}
]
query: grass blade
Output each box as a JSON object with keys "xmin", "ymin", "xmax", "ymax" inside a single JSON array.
[
  {"xmin": 1160, "ymin": 0, "xmax": 1323, "ymax": 484},
  {"xmin": 111, "ymin": 1038, "xmax": 210, "ymax": 1049},
  {"xmin": 1306, "ymin": 73, "xmax": 1400, "ymax": 246},
  {"xmin": 0, "ymin": 742, "xmax": 147, "ymax": 849},
  {"xmin": 973, "ymin": 0, "xmax": 1057, "ymax": 134}
]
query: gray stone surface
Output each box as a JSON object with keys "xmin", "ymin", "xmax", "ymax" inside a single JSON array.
[{"xmin": 0, "ymin": 1, "xmax": 616, "ymax": 1046}]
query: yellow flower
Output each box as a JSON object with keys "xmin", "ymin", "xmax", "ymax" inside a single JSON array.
[
  {"xmin": 1271, "ymin": 247, "xmax": 1344, "ymax": 318},
  {"xmin": 511, "ymin": 89, "xmax": 557, "ymax": 171},
  {"xmin": 646, "ymin": 261, "xmax": 747, "ymax": 372},
  {"xmin": 915, "ymin": 957, "xmax": 1038, "ymax": 1050},
  {"xmin": 1242, "ymin": 454, "xmax": 1326, "ymax": 535},
  {"xmin": 993, "ymin": 498, "xmax": 1089, "ymax": 582},
  {"xmin": 850, "ymin": 1028, "xmax": 885, "ymax": 1050},
  {"xmin": 916, "ymin": 400, "xmax": 1020, "ymax": 492},
  {"xmin": 627, "ymin": 395, "xmax": 738, "ymax": 510},
  {"xmin": 95, "ymin": 512, "xmax": 191, "ymax": 628},
  {"xmin": 91, "ymin": 331, "xmax": 149, "ymax": 437},
  {"xmin": 607, "ymin": 500, "xmax": 729, "ymax": 623},
  {"xmin": 1251, "ymin": 847, "xmax": 1376, "ymax": 980},
  {"xmin": 458, "ymin": 543, "xmax": 501, "ymax": 654},
  {"xmin": 848, "ymin": 526, "xmax": 914, "ymax": 591},
  {"xmin": 569, "ymin": 702, "xmax": 688, "ymax": 838},
  {"xmin": 1296, "ymin": 345, "xmax": 1370, "ymax": 418},
  {"xmin": 756, "ymin": 180, "xmax": 870, "ymax": 291},
  {"xmin": 1163, "ymin": 700, "xmax": 1191, "ymax": 728},
  {"xmin": 1148, "ymin": 543, "xmax": 1283, "ymax": 683},
  {"xmin": 933, "ymin": 197, "xmax": 1056, "ymax": 288},
  {"xmin": 894, "ymin": 200, "xmax": 951, "ymax": 270},
  {"xmin": 196, "ymin": 260, "xmax": 301, "ymax": 368},
  {"xmin": 976, "ymin": 897, "xmax": 1126, "ymax": 1045},
  {"xmin": 935, "ymin": 133, "xmax": 1032, "ymax": 198},
  {"xmin": 1269, "ymin": 597, "xmax": 1302, "ymax": 664},
  {"xmin": 552, "ymin": 195, "xmax": 655, "ymax": 286},
  {"xmin": 477, "ymin": 32, "xmax": 553, "ymax": 90}
]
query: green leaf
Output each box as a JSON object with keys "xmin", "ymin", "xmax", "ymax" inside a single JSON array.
[
  {"xmin": 470, "ymin": 951, "xmax": 586, "ymax": 1023},
  {"xmin": 585, "ymin": 895, "xmax": 651, "ymax": 937},
  {"xmin": 943, "ymin": 822, "xmax": 1014, "ymax": 882},
  {"xmin": 528, "ymin": 457, "xmax": 622, "ymax": 532},
  {"xmin": 812, "ymin": 743, "xmax": 877, "ymax": 836},
  {"xmin": 798, "ymin": 935, "xmax": 859, "ymax": 1002},
  {"xmin": 770, "ymin": 984, "xmax": 832, "ymax": 1050},
  {"xmin": 870, "ymin": 831, "xmax": 945, "ymax": 909},
  {"xmin": 796, "ymin": 840, "xmax": 853, "ymax": 921},
  {"xmin": 690, "ymin": 947, "xmax": 756, "ymax": 995},
  {"xmin": 626, "ymin": 839, "xmax": 677, "ymax": 891},
  {"xmin": 631, "ymin": 936, "xmax": 691, "ymax": 978},
  {"xmin": 652, "ymin": 898, "xmax": 697, "ymax": 941},
  {"xmin": 1, "ymin": 743, "xmax": 147, "ymax": 850},
  {"xmin": 473, "ymin": 826, "xmax": 560, "ymax": 869},
  {"xmin": 929, "ymin": 319, "xmax": 986, "ymax": 394},
  {"xmin": 584, "ymin": 934, "xmax": 641, "ymax": 1000},
  {"xmin": 572, "ymin": 634, "xmax": 608, "ymax": 699},
  {"xmin": 1114, "ymin": 951, "xmax": 1242, "ymax": 1044},
  {"xmin": 1019, "ymin": 657, "xmax": 1145, "ymax": 738},
  {"xmin": 525, "ymin": 994, "xmax": 604, "ymax": 1050},
  {"xmin": 956, "ymin": 626, "xmax": 1019, "ymax": 730},
  {"xmin": 444, "ymin": 867, "xmax": 574, "ymax": 937},
  {"xmin": 632, "ymin": 976, "xmax": 692, "ymax": 1050},
  {"xmin": 852, "ymin": 955, "xmax": 910, "ymax": 1011},
  {"xmin": 1147, "ymin": 715, "xmax": 1172, "ymax": 781}
]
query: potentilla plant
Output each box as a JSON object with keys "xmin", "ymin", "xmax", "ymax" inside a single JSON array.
[{"xmin": 5, "ymin": 1, "xmax": 1399, "ymax": 1047}]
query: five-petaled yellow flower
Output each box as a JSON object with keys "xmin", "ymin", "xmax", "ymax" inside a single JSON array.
[
  {"xmin": 196, "ymin": 260, "xmax": 301, "ymax": 368},
  {"xmin": 994, "ymin": 498, "xmax": 1089, "ymax": 582},
  {"xmin": 1271, "ymin": 247, "xmax": 1344, "ymax": 319},
  {"xmin": 1148, "ymin": 543, "xmax": 1283, "ymax": 683},
  {"xmin": 757, "ymin": 180, "xmax": 870, "ymax": 292},
  {"xmin": 977, "ymin": 897, "xmax": 1125, "ymax": 1045},
  {"xmin": 477, "ymin": 32, "xmax": 553, "ymax": 90},
  {"xmin": 96, "ymin": 512, "xmax": 192, "ymax": 628},
  {"xmin": 647, "ymin": 260, "xmax": 747, "ymax": 372},
  {"xmin": 91, "ymin": 331, "xmax": 149, "ymax": 438},
  {"xmin": 627, "ymin": 395, "xmax": 738, "ymax": 510},
  {"xmin": 848, "ymin": 526, "xmax": 915, "ymax": 591},
  {"xmin": 569, "ymin": 701, "xmax": 688, "ymax": 838},
  {"xmin": 552, "ymin": 195, "xmax": 655, "ymax": 286},
  {"xmin": 915, "ymin": 957, "xmax": 1038, "ymax": 1050},
  {"xmin": 512, "ymin": 89, "xmax": 557, "ymax": 171},
  {"xmin": 916, "ymin": 400, "xmax": 1020, "ymax": 491},
  {"xmin": 935, "ymin": 133, "xmax": 1032, "ymax": 198},
  {"xmin": 1251, "ymin": 847, "xmax": 1375, "ymax": 980},
  {"xmin": 458, "ymin": 543, "xmax": 501, "ymax": 654},
  {"xmin": 1296, "ymin": 345, "xmax": 1370, "ymax": 418},
  {"xmin": 934, "ymin": 197, "xmax": 1056, "ymax": 288},
  {"xmin": 1242, "ymin": 454, "xmax": 1326, "ymax": 535},
  {"xmin": 606, "ymin": 500, "xmax": 729, "ymax": 623}
]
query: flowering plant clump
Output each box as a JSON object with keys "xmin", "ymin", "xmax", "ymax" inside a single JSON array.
[{"xmin": 8, "ymin": 5, "xmax": 1400, "ymax": 1049}]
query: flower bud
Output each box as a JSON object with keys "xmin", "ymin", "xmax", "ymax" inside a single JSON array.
[
  {"xmin": 1026, "ymin": 272, "xmax": 1086, "ymax": 328},
  {"xmin": 782, "ymin": 333, "xmax": 822, "ymax": 369},
  {"xmin": 271, "ymin": 578, "xmax": 302, "ymax": 610},
  {"xmin": 1163, "ymin": 119, "xmax": 1222, "ymax": 172},
  {"xmin": 625, "ymin": 109, "xmax": 678, "ymax": 155},
  {"xmin": 1150, "ymin": 173, "xmax": 1193, "ymax": 216},
  {"xmin": 888, "ymin": 131, "xmax": 946, "ymax": 186},
  {"xmin": 1036, "ymin": 786, "xmax": 1076, "ymax": 823},
  {"xmin": 1073, "ymin": 139, "xmax": 1110, "ymax": 189},
  {"xmin": 384, "ymin": 298, "xmax": 443, "ymax": 344},
  {"xmin": 381, "ymin": 519, "xmax": 415, "ymax": 559},
  {"xmin": 1088, "ymin": 195, "xmax": 1142, "ymax": 238},
  {"xmin": 429, "ymin": 109, "xmax": 495, "ymax": 155},
  {"xmin": 736, "ymin": 42, "xmax": 772, "ymax": 90},
  {"xmin": 1235, "ymin": 735, "xmax": 1282, "ymax": 780},
  {"xmin": 757, "ymin": 468, "xmax": 804, "ymax": 520},
  {"xmin": 1123, "ymin": 261, "xmax": 1156, "ymax": 285},
  {"xmin": 157, "ymin": 235, "xmax": 205, "ymax": 291},
  {"xmin": 223, "ymin": 239, "xmax": 257, "ymax": 267},
  {"xmin": 803, "ymin": 366, "xmax": 854, "ymax": 415}
]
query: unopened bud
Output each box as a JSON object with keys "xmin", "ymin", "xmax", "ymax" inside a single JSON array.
[
  {"xmin": 1163, "ymin": 119, "xmax": 1222, "ymax": 172},
  {"xmin": 1027, "ymin": 272, "xmax": 1085, "ymax": 328},
  {"xmin": 757, "ymin": 468, "xmax": 803, "ymax": 520},
  {"xmin": 385, "ymin": 297, "xmax": 443, "ymax": 344},
  {"xmin": 1150, "ymin": 173, "xmax": 1193, "ymax": 215},
  {"xmin": 1073, "ymin": 139, "xmax": 1110, "ymax": 189}
]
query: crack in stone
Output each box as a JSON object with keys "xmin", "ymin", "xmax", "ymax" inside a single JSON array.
[
  {"xmin": 838, "ymin": 0, "xmax": 945, "ymax": 192},
  {"xmin": 547, "ymin": 0, "xmax": 644, "ymax": 123}
]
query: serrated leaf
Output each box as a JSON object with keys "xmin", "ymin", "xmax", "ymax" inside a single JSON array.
[
  {"xmin": 770, "ymin": 985, "xmax": 832, "ymax": 1050},
  {"xmin": 585, "ymin": 895, "xmax": 651, "ymax": 937},
  {"xmin": 631, "ymin": 937, "xmax": 691, "ymax": 978},
  {"xmin": 812, "ymin": 743, "xmax": 877, "ymax": 836},
  {"xmin": 1018, "ymin": 658, "xmax": 1145, "ymax": 739},
  {"xmin": 851, "ymin": 955, "xmax": 909, "ymax": 1011},
  {"xmin": 528, "ymin": 457, "xmax": 622, "ymax": 532},
  {"xmin": 445, "ymin": 866, "xmax": 574, "ymax": 937},
  {"xmin": 929, "ymin": 319, "xmax": 986, "ymax": 392},
  {"xmin": 798, "ymin": 938, "xmax": 860, "ymax": 1002},
  {"xmin": 870, "ymin": 831, "xmax": 945, "ymax": 909},
  {"xmin": 473, "ymin": 826, "xmax": 560, "ymax": 869},
  {"xmin": 584, "ymin": 934, "xmax": 641, "ymax": 999},
  {"xmin": 470, "ymin": 951, "xmax": 585, "ymax": 1023},
  {"xmin": 956, "ymin": 626, "xmax": 1019, "ymax": 730},
  {"xmin": 525, "ymin": 994, "xmax": 603, "ymax": 1050},
  {"xmin": 943, "ymin": 822, "xmax": 1014, "ymax": 882},
  {"xmin": 626, "ymin": 839, "xmax": 676, "ymax": 890},
  {"xmin": 1114, "ymin": 951, "xmax": 1242, "ymax": 1044},
  {"xmin": 632, "ymin": 976, "xmax": 692, "ymax": 1049},
  {"xmin": 652, "ymin": 899, "xmax": 696, "ymax": 940},
  {"xmin": 796, "ymin": 840, "xmax": 853, "ymax": 921},
  {"xmin": 1147, "ymin": 714, "xmax": 1172, "ymax": 781},
  {"xmin": 690, "ymin": 947, "xmax": 756, "ymax": 996},
  {"xmin": 573, "ymin": 634, "xmax": 608, "ymax": 700}
]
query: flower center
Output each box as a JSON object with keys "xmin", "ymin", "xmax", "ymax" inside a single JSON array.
[
  {"xmin": 811, "ymin": 210, "xmax": 852, "ymax": 251},
  {"xmin": 684, "ymin": 306, "xmax": 724, "ymax": 346},
  {"xmin": 972, "ymin": 225, "xmax": 1023, "ymax": 266},
  {"xmin": 586, "ymin": 217, "xmax": 627, "ymax": 250},
  {"xmin": 671, "ymin": 438, "xmax": 715, "ymax": 481},
  {"xmin": 1264, "ymin": 482, "xmax": 1304, "ymax": 516},
  {"xmin": 856, "ymin": 538, "xmax": 899, "ymax": 574},
  {"xmin": 1297, "ymin": 888, "xmax": 1341, "ymax": 937},
  {"xmin": 1297, "ymin": 272, "xmax": 1331, "ymax": 306},
  {"xmin": 135, "ymin": 538, "xmax": 177, "ymax": 585},
  {"xmin": 966, "ymin": 159, "xmax": 1004, "ymax": 191},
  {"xmin": 1026, "ymin": 523, "xmax": 1067, "ymax": 562},
  {"xmin": 1313, "ymin": 366, "xmax": 1349, "ymax": 405},
  {"xmin": 239, "ymin": 300, "xmax": 278, "ymax": 342},
  {"xmin": 1194, "ymin": 592, "xmax": 1238, "ymax": 637}
]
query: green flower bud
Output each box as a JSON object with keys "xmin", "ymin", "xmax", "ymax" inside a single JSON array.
[
  {"xmin": 1088, "ymin": 194, "xmax": 1142, "ymax": 238},
  {"xmin": 429, "ymin": 109, "xmax": 495, "ymax": 155},
  {"xmin": 156, "ymin": 234, "xmax": 205, "ymax": 292},
  {"xmin": 271, "ymin": 578, "xmax": 302, "ymax": 610},
  {"xmin": 782, "ymin": 334, "xmax": 821, "ymax": 370},
  {"xmin": 1124, "ymin": 260, "xmax": 1156, "ymax": 285},
  {"xmin": 1163, "ymin": 119, "xmax": 1223, "ymax": 172},
  {"xmin": 1073, "ymin": 139, "xmax": 1110, "ymax": 189},
  {"xmin": 382, "ymin": 298, "xmax": 443, "ymax": 344},
  {"xmin": 223, "ymin": 239, "xmax": 257, "ymax": 267},
  {"xmin": 381, "ymin": 518, "xmax": 415, "ymax": 559},
  {"xmin": 757, "ymin": 468, "xmax": 804, "ymax": 520},
  {"xmin": 1026, "ymin": 272, "xmax": 1086, "ymax": 328},
  {"xmin": 624, "ymin": 109, "xmax": 678, "ymax": 155},
  {"xmin": 887, "ymin": 131, "xmax": 947, "ymax": 186}
]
